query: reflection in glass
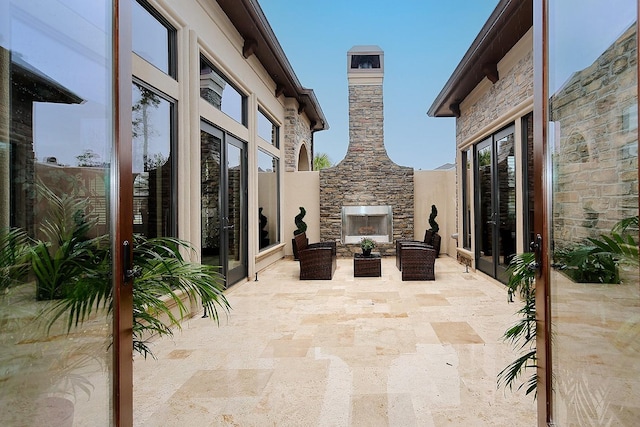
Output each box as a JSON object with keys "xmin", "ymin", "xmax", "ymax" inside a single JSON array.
[
  {"xmin": 548, "ymin": 1, "xmax": 639, "ymax": 424},
  {"xmin": 462, "ymin": 148, "xmax": 472, "ymax": 250},
  {"xmin": 227, "ymin": 142, "xmax": 245, "ymax": 274},
  {"xmin": 201, "ymin": 128, "xmax": 221, "ymax": 267},
  {"xmin": 258, "ymin": 150, "xmax": 279, "ymax": 250},
  {"xmin": 1, "ymin": 1, "xmax": 113, "ymax": 425},
  {"xmin": 132, "ymin": 0, "xmax": 174, "ymax": 76},
  {"xmin": 496, "ymin": 132, "xmax": 516, "ymax": 269},
  {"xmin": 132, "ymin": 82, "xmax": 174, "ymax": 238},
  {"xmin": 477, "ymin": 140, "xmax": 493, "ymax": 266},
  {"xmin": 522, "ymin": 113, "xmax": 534, "ymax": 245},
  {"xmin": 200, "ymin": 56, "xmax": 246, "ymax": 125},
  {"xmin": 258, "ymin": 109, "xmax": 279, "ymax": 147}
]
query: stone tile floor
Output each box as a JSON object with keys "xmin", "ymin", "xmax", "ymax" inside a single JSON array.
[{"xmin": 133, "ymin": 256, "xmax": 537, "ymax": 426}]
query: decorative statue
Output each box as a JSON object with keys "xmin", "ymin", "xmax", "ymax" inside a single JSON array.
[
  {"xmin": 259, "ymin": 207, "xmax": 269, "ymax": 248},
  {"xmin": 293, "ymin": 207, "xmax": 307, "ymax": 236},
  {"xmin": 428, "ymin": 204, "xmax": 439, "ymax": 233}
]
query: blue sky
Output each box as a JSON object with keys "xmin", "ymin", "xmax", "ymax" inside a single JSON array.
[{"xmin": 259, "ymin": 0, "xmax": 500, "ymax": 170}]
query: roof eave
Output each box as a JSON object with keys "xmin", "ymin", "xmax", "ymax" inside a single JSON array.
[
  {"xmin": 216, "ymin": 0, "xmax": 329, "ymax": 131},
  {"xmin": 427, "ymin": 0, "xmax": 532, "ymax": 118}
]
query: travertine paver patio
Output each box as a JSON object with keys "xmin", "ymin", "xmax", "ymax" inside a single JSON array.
[{"xmin": 133, "ymin": 255, "xmax": 536, "ymax": 426}]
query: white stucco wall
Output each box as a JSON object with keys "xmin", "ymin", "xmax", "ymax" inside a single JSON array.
[
  {"xmin": 414, "ymin": 169, "xmax": 457, "ymax": 258},
  {"xmin": 283, "ymin": 171, "xmax": 320, "ymax": 256},
  {"xmin": 284, "ymin": 169, "xmax": 457, "ymax": 258}
]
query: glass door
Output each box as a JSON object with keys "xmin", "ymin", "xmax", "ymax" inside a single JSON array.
[
  {"xmin": 1, "ymin": 1, "xmax": 118, "ymax": 424},
  {"xmin": 225, "ymin": 139, "xmax": 247, "ymax": 284},
  {"xmin": 476, "ymin": 137, "xmax": 495, "ymax": 277},
  {"xmin": 475, "ymin": 125, "xmax": 516, "ymax": 283},
  {"xmin": 544, "ymin": 1, "xmax": 639, "ymax": 424},
  {"xmin": 201, "ymin": 122, "xmax": 247, "ymax": 286}
]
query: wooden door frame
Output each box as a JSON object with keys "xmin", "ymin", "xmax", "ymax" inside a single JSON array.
[
  {"xmin": 113, "ymin": 0, "xmax": 134, "ymax": 425},
  {"xmin": 533, "ymin": 0, "xmax": 552, "ymax": 425}
]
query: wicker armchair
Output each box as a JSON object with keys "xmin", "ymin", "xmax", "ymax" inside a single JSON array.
[
  {"xmin": 401, "ymin": 246, "xmax": 436, "ymax": 281},
  {"xmin": 396, "ymin": 239, "xmax": 433, "ymax": 271},
  {"xmin": 295, "ymin": 232, "xmax": 337, "ymax": 280}
]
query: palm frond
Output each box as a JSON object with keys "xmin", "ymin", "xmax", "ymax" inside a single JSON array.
[
  {"xmin": 500, "ymin": 252, "xmax": 537, "ymax": 397},
  {"xmin": 497, "ymin": 349, "xmax": 537, "ymax": 394},
  {"xmin": 0, "ymin": 227, "xmax": 33, "ymax": 292}
]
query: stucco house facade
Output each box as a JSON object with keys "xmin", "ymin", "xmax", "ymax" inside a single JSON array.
[{"xmin": 1, "ymin": 0, "xmax": 329, "ymax": 423}]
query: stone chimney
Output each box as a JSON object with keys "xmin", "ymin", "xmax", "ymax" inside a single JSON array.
[{"xmin": 319, "ymin": 46, "xmax": 414, "ymax": 257}]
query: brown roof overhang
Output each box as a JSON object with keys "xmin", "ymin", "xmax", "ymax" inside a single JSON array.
[
  {"xmin": 427, "ymin": 0, "xmax": 532, "ymax": 118},
  {"xmin": 216, "ymin": 0, "xmax": 329, "ymax": 131},
  {"xmin": 11, "ymin": 54, "xmax": 84, "ymax": 105}
]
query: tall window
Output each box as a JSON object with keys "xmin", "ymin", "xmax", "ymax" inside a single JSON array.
[
  {"xmin": 522, "ymin": 112, "xmax": 534, "ymax": 247},
  {"xmin": 200, "ymin": 55, "xmax": 247, "ymax": 126},
  {"xmin": 461, "ymin": 148, "xmax": 472, "ymax": 250},
  {"xmin": 257, "ymin": 150, "xmax": 280, "ymax": 249},
  {"xmin": 132, "ymin": 0, "xmax": 176, "ymax": 78},
  {"xmin": 132, "ymin": 81, "xmax": 176, "ymax": 237},
  {"xmin": 258, "ymin": 108, "xmax": 279, "ymax": 147}
]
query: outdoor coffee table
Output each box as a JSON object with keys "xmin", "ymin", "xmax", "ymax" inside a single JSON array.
[{"xmin": 353, "ymin": 252, "xmax": 382, "ymax": 277}]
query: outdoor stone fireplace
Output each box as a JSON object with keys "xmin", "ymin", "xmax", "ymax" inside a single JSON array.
[
  {"xmin": 319, "ymin": 46, "xmax": 414, "ymax": 257},
  {"xmin": 342, "ymin": 205, "xmax": 393, "ymax": 244}
]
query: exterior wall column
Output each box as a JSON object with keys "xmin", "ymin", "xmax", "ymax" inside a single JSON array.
[{"xmin": 0, "ymin": 47, "xmax": 9, "ymax": 228}]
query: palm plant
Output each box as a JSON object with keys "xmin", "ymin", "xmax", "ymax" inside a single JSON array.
[
  {"xmin": 27, "ymin": 184, "xmax": 230, "ymax": 358},
  {"xmin": 588, "ymin": 215, "xmax": 638, "ymax": 268},
  {"xmin": 553, "ymin": 215, "xmax": 638, "ymax": 283},
  {"xmin": 30, "ymin": 184, "xmax": 104, "ymax": 300},
  {"xmin": 0, "ymin": 227, "xmax": 32, "ymax": 293},
  {"xmin": 313, "ymin": 152, "xmax": 333, "ymax": 170},
  {"xmin": 129, "ymin": 235, "xmax": 229, "ymax": 357},
  {"xmin": 47, "ymin": 234, "xmax": 230, "ymax": 358},
  {"xmin": 498, "ymin": 252, "xmax": 537, "ymax": 396}
]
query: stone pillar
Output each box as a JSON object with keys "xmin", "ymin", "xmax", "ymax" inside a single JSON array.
[{"xmin": 319, "ymin": 46, "xmax": 414, "ymax": 257}]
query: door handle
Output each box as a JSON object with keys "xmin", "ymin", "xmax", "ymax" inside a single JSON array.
[
  {"xmin": 487, "ymin": 212, "xmax": 497, "ymax": 225},
  {"xmin": 222, "ymin": 217, "xmax": 234, "ymax": 230},
  {"xmin": 528, "ymin": 234, "xmax": 542, "ymax": 275},
  {"xmin": 123, "ymin": 240, "xmax": 141, "ymax": 282}
]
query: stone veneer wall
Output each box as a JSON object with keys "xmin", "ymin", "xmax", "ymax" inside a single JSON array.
[
  {"xmin": 320, "ymin": 84, "xmax": 414, "ymax": 257},
  {"xmin": 550, "ymin": 25, "xmax": 638, "ymax": 248},
  {"xmin": 457, "ymin": 49, "xmax": 533, "ymax": 143},
  {"xmin": 283, "ymin": 104, "xmax": 313, "ymax": 172}
]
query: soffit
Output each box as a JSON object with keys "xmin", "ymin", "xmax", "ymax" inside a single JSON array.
[
  {"xmin": 216, "ymin": 0, "xmax": 328, "ymax": 131},
  {"xmin": 427, "ymin": 0, "xmax": 533, "ymax": 118}
]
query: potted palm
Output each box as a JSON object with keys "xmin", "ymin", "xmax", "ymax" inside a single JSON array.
[
  {"xmin": 21, "ymin": 183, "xmax": 231, "ymax": 358},
  {"xmin": 360, "ymin": 237, "xmax": 376, "ymax": 256}
]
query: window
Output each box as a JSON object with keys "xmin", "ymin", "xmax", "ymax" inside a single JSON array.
[
  {"xmin": 132, "ymin": 81, "xmax": 176, "ymax": 237},
  {"xmin": 462, "ymin": 148, "xmax": 472, "ymax": 250},
  {"xmin": 258, "ymin": 109, "xmax": 279, "ymax": 147},
  {"xmin": 132, "ymin": 0, "xmax": 176, "ymax": 77},
  {"xmin": 522, "ymin": 112, "xmax": 534, "ymax": 246},
  {"xmin": 257, "ymin": 150, "xmax": 279, "ymax": 249},
  {"xmin": 200, "ymin": 55, "xmax": 247, "ymax": 125}
]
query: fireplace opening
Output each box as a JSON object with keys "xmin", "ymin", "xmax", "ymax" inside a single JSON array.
[{"xmin": 342, "ymin": 206, "xmax": 393, "ymax": 244}]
